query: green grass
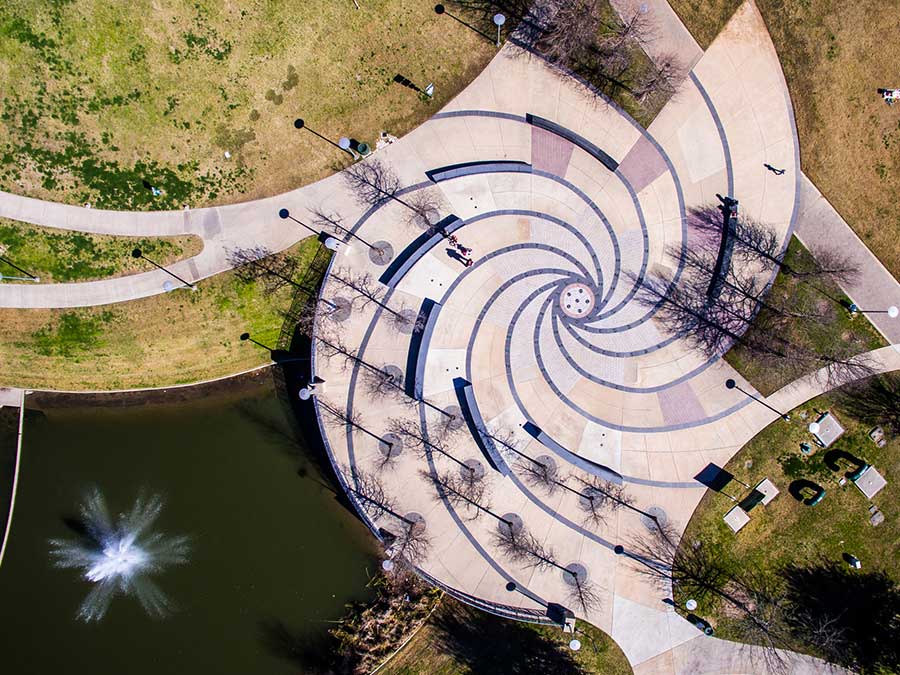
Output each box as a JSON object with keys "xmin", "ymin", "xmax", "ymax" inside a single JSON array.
[
  {"xmin": 381, "ymin": 599, "xmax": 632, "ymax": 675},
  {"xmin": 0, "ymin": 0, "xmax": 496, "ymax": 210},
  {"xmin": 0, "ymin": 236, "xmax": 322, "ymax": 390},
  {"xmin": 0, "ymin": 217, "xmax": 201, "ymax": 282},
  {"xmin": 679, "ymin": 387, "xmax": 900, "ymax": 640},
  {"xmin": 667, "ymin": 0, "xmax": 900, "ymax": 280},
  {"xmin": 724, "ymin": 236, "xmax": 885, "ymax": 395}
]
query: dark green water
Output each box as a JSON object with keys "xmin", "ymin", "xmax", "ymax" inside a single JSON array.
[{"xmin": 0, "ymin": 378, "xmax": 377, "ymax": 674}]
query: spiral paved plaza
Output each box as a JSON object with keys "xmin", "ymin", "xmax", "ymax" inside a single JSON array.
[
  {"xmin": 3, "ymin": 1, "xmax": 899, "ymax": 672},
  {"xmin": 309, "ymin": 5, "xmax": 863, "ymax": 673}
]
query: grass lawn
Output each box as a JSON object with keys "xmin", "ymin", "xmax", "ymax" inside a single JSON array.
[
  {"xmin": 679, "ymin": 386, "xmax": 900, "ymax": 643},
  {"xmin": 0, "ymin": 236, "xmax": 322, "ymax": 390},
  {"xmin": 381, "ymin": 599, "xmax": 632, "ymax": 675},
  {"xmin": 0, "ymin": 217, "xmax": 201, "ymax": 282},
  {"xmin": 0, "ymin": 0, "xmax": 496, "ymax": 210},
  {"xmin": 667, "ymin": 0, "xmax": 900, "ymax": 279},
  {"xmin": 724, "ymin": 236, "xmax": 885, "ymax": 395}
]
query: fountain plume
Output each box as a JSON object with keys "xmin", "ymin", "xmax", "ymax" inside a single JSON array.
[{"xmin": 50, "ymin": 488, "xmax": 189, "ymax": 622}]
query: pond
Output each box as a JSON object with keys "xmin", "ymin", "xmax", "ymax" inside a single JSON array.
[{"xmin": 0, "ymin": 372, "xmax": 377, "ymax": 674}]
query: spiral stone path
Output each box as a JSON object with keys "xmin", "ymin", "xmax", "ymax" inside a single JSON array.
[
  {"xmin": 0, "ymin": 1, "xmax": 893, "ymax": 673},
  {"xmin": 309, "ymin": 5, "xmax": 867, "ymax": 673}
]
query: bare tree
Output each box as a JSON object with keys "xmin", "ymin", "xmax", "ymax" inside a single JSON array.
[
  {"xmin": 328, "ymin": 267, "xmax": 425, "ymax": 333},
  {"xmin": 228, "ymin": 246, "xmax": 298, "ymax": 292},
  {"xmin": 535, "ymin": 0, "xmax": 602, "ymax": 67},
  {"xmin": 632, "ymin": 55, "xmax": 683, "ymax": 107},
  {"xmin": 318, "ymin": 398, "xmax": 397, "ymax": 465},
  {"xmin": 598, "ymin": 8, "xmax": 657, "ymax": 53},
  {"xmin": 387, "ymin": 515, "xmax": 431, "ymax": 567},
  {"xmin": 339, "ymin": 464, "xmax": 397, "ymax": 522},
  {"xmin": 420, "ymin": 469, "xmax": 490, "ymax": 522},
  {"xmin": 403, "ymin": 188, "xmax": 444, "ymax": 231},
  {"xmin": 838, "ymin": 372, "xmax": 900, "ymax": 435},
  {"xmin": 388, "ymin": 416, "xmax": 476, "ymax": 480},
  {"xmin": 343, "ymin": 158, "xmax": 403, "ymax": 208},
  {"xmin": 576, "ymin": 475, "xmax": 634, "ymax": 528},
  {"xmin": 518, "ymin": 455, "xmax": 562, "ymax": 494}
]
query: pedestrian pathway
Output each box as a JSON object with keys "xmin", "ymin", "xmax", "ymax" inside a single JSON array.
[
  {"xmin": 0, "ymin": 2, "xmax": 895, "ymax": 673},
  {"xmin": 794, "ymin": 173, "xmax": 900, "ymax": 344}
]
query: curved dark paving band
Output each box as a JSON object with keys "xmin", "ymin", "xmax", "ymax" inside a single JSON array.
[
  {"xmin": 327, "ymin": 251, "xmax": 553, "ymax": 611},
  {"xmin": 501, "ymin": 276, "xmax": 755, "ymax": 432},
  {"xmin": 544, "ymin": 292, "xmax": 724, "ymax": 393},
  {"xmin": 427, "ymin": 162, "xmax": 623, "ymax": 306}
]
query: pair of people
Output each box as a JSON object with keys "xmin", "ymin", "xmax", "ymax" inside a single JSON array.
[{"xmin": 446, "ymin": 233, "xmax": 473, "ymax": 266}]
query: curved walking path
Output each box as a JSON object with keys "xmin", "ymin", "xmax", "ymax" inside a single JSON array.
[{"xmin": 0, "ymin": 2, "xmax": 890, "ymax": 673}]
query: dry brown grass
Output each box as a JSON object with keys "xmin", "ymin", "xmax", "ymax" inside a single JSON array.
[
  {"xmin": 0, "ymin": 0, "xmax": 496, "ymax": 208},
  {"xmin": 668, "ymin": 0, "xmax": 900, "ymax": 278},
  {"xmin": 0, "ymin": 237, "xmax": 319, "ymax": 390}
]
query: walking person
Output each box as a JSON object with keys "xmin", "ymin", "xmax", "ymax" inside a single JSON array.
[{"xmin": 763, "ymin": 163, "xmax": 786, "ymax": 175}]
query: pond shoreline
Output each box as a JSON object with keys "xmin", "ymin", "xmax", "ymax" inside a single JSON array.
[{"xmin": 27, "ymin": 365, "xmax": 274, "ymax": 410}]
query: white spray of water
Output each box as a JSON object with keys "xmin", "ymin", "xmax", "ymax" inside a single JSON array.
[{"xmin": 49, "ymin": 488, "xmax": 189, "ymax": 622}]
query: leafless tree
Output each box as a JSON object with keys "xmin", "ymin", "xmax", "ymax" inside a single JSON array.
[
  {"xmin": 564, "ymin": 566, "xmax": 603, "ymax": 614},
  {"xmin": 420, "ymin": 469, "xmax": 490, "ymax": 522},
  {"xmin": 534, "ymin": 0, "xmax": 602, "ymax": 67},
  {"xmin": 403, "ymin": 188, "xmax": 444, "ymax": 231},
  {"xmin": 598, "ymin": 8, "xmax": 657, "ymax": 53},
  {"xmin": 338, "ymin": 464, "xmax": 397, "ymax": 522},
  {"xmin": 310, "ymin": 206, "xmax": 392, "ymax": 258},
  {"xmin": 387, "ymin": 515, "xmax": 431, "ymax": 567},
  {"xmin": 576, "ymin": 475, "xmax": 634, "ymax": 528},
  {"xmin": 228, "ymin": 246, "xmax": 298, "ymax": 292},
  {"xmin": 518, "ymin": 455, "xmax": 562, "ymax": 494},
  {"xmin": 632, "ymin": 55, "xmax": 684, "ymax": 107},
  {"xmin": 388, "ymin": 416, "xmax": 476, "ymax": 480},
  {"xmin": 328, "ymin": 267, "xmax": 425, "ymax": 333},
  {"xmin": 837, "ymin": 372, "xmax": 900, "ymax": 435},
  {"xmin": 343, "ymin": 158, "xmax": 403, "ymax": 208},
  {"xmin": 493, "ymin": 519, "xmax": 555, "ymax": 571},
  {"xmin": 638, "ymin": 240, "xmax": 874, "ymax": 389},
  {"xmin": 318, "ymin": 398, "xmax": 397, "ymax": 467}
]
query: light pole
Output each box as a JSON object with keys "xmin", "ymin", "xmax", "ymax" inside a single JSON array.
[
  {"xmin": 725, "ymin": 378, "xmax": 790, "ymax": 421},
  {"xmin": 294, "ymin": 118, "xmax": 354, "ymax": 157},
  {"xmin": 848, "ymin": 303, "xmax": 899, "ymax": 318},
  {"xmin": 434, "ymin": 4, "xmax": 495, "ymax": 43},
  {"xmin": 278, "ymin": 208, "xmax": 320, "ymax": 236},
  {"xmin": 493, "ymin": 13, "xmax": 506, "ymax": 47},
  {"xmin": 131, "ymin": 248, "xmax": 194, "ymax": 289},
  {"xmin": 240, "ymin": 332, "xmax": 272, "ymax": 351},
  {"xmin": 0, "ymin": 255, "xmax": 39, "ymax": 282}
]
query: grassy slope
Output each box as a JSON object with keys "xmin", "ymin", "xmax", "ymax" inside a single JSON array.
[
  {"xmin": 667, "ymin": 0, "xmax": 900, "ymax": 278},
  {"xmin": 0, "ymin": 236, "xmax": 320, "ymax": 390},
  {"xmin": 724, "ymin": 236, "xmax": 885, "ymax": 395},
  {"xmin": 0, "ymin": 0, "xmax": 495, "ymax": 209},
  {"xmin": 381, "ymin": 599, "xmax": 632, "ymax": 675},
  {"xmin": 0, "ymin": 218, "xmax": 202, "ymax": 282},
  {"xmin": 680, "ymin": 389, "xmax": 900, "ymax": 640}
]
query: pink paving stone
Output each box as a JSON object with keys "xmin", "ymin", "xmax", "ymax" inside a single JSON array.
[
  {"xmin": 656, "ymin": 380, "xmax": 707, "ymax": 426},
  {"xmin": 616, "ymin": 133, "xmax": 668, "ymax": 194},
  {"xmin": 531, "ymin": 127, "xmax": 574, "ymax": 175}
]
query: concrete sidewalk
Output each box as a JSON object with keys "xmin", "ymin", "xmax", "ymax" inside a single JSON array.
[{"xmin": 794, "ymin": 173, "xmax": 900, "ymax": 344}]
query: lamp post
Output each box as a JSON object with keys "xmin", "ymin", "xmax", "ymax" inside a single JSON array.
[
  {"xmin": 240, "ymin": 332, "xmax": 272, "ymax": 351},
  {"xmin": 0, "ymin": 255, "xmax": 39, "ymax": 282},
  {"xmin": 848, "ymin": 303, "xmax": 899, "ymax": 318},
  {"xmin": 434, "ymin": 4, "xmax": 495, "ymax": 43},
  {"xmin": 294, "ymin": 118, "xmax": 354, "ymax": 157},
  {"xmin": 278, "ymin": 208, "xmax": 320, "ymax": 236},
  {"xmin": 131, "ymin": 248, "xmax": 194, "ymax": 289},
  {"xmin": 493, "ymin": 13, "xmax": 506, "ymax": 47},
  {"xmin": 725, "ymin": 378, "xmax": 790, "ymax": 421}
]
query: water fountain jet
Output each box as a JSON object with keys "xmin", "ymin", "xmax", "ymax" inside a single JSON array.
[{"xmin": 49, "ymin": 488, "xmax": 189, "ymax": 622}]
